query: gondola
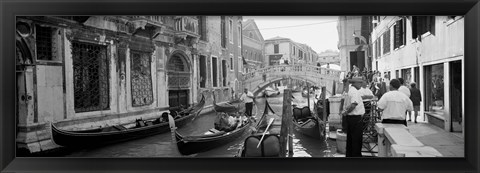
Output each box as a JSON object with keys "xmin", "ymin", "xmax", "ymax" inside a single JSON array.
[
  {"xmin": 264, "ymin": 87, "xmax": 280, "ymax": 97},
  {"xmin": 237, "ymin": 99, "xmax": 282, "ymax": 157},
  {"xmin": 51, "ymin": 95, "xmax": 206, "ymax": 148},
  {"xmin": 292, "ymin": 103, "xmax": 325, "ymax": 140},
  {"xmin": 168, "ymin": 113, "xmax": 252, "ymax": 155},
  {"xmin": 212, "ymin": 90, "xmax": 242, "ymax": 113}
]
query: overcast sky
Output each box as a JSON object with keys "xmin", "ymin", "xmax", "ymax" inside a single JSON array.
[{"xmin": 243, "ymin": 16, "xmax": 340, "ymax": 53}]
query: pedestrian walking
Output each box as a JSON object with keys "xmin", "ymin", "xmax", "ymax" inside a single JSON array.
[
  {"xmin": 408, "ymin": 82, "xmax": 422, "ymax": 123},
  {"xmin": 398, "ymin": 78, "xmax": 411, "ymax": 97},
  {"xmin": 377, "ymin": 79, "xmax": 414, "ymax": 126},
  {"xmin": 341, "ymin": 77, "xmax": 365, "ymax": 157},
  {"xmin": 240, "ymin": 88, "xmax": 254, "ymax": 117}
]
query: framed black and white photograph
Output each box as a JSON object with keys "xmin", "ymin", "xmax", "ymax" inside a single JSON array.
[{"xmin": 1, "ymin": 0, "xmax": 479, "ymax": 173}]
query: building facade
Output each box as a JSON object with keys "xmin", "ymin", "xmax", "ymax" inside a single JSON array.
[
  {"xmin": 337, "ymin": 16, "xmax": 373, "ymax": 72},
  {"xmin": 371, "ymin": 16, "xmax": 464, "ymax": 136},
  {"xmin": 15, "ymin": 16, "xmax": 243, "ymax": 154},
  {"xmin": 242, "ymin": 19, "xmax": 265, "ymax": 73},
  {"xmin": 317, "ymin": 50, "xmax": 340, "ymax": 66},
  {"xmin": 264, "ymin": 36, "xmax": 318, "ymax": 66}
]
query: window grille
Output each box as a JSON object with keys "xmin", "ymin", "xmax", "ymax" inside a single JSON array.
[
  {"xmin": 72, "ymin": 41, "xmax": 109, "ymax": 112},
  {"xmin": 131, "ymin": 50, "xmax": 154, "ymax": 107},
  {"xmin": 36, "ymin": 25, "xmax": 53, "ymax": 60}
]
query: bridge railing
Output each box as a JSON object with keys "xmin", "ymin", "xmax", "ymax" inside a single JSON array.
[{"xmin": 243, "ymin": 64, "xmax": 343, "ymax": 81}]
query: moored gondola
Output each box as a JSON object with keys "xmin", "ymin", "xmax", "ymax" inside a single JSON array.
[
  {"xmin": 237, "ymin": 99, "xmax": 283, "ymax": 157},
  {"xmin": 292, "ymin": 103, "xmax": 325, "ymax": 140},
  {"xmin": 168, "ymin": 113, "xmax": 252, "ymax": 155},
  {"xmin": 51, "ymin": 95, "xmax": 206, "ymax": 148}
]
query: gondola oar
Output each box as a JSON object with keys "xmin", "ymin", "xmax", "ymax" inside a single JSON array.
[{"xmin": 257, "ymin": 118, "xmax": 275, "ymax": 148}]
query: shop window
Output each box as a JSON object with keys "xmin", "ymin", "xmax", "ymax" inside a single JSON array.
[
  {"xmin": 72, "ymin": 41, "xmax": 109, "ymax": 113},
  {"xmin": 424, "ymin": 64, "xmax": 444, "ymax": 114}
]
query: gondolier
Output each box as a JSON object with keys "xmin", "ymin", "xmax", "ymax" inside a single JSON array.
[
  {"xmin": 341, "ymin": 77, "xmax": 365, "ymax": 157},
  {"xmin": 240, "ymin": 88, "xmax": 255, "ymax": 117}
]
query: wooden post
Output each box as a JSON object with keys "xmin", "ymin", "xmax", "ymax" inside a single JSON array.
[
  {"xmin": 280, "ymin": 89, "xmax": 293, "ymax": 157},
  {"xmin": 322, "ymin": 86, "xmax": 327, "ymax": 138}
]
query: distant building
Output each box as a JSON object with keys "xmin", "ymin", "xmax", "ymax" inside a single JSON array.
[
  {"xmin": 317, "ymin": 50, "xmax": 340, "ymax": 66},
  {"xmin": 371, "ymin": 16, "xmax": 464, "ymax": 135},
  {"xmin": 242, "ymin": 19, "xmax": 265, "ymax": 72},
  {"xmin": 264, "ymin": 36, "xmax": 318, "ymax": 66},
  {"xmin": 337, "ymin": 16, "xmax": 373, "ymax": 72}
]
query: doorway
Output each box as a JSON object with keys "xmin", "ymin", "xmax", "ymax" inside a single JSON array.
[
  {"xmin": 349, "ymin": 51, "xmax": 365, "ymax": 71},
  {"xmin": 450, "ymin": 60, "xmax": 462, "ymax": 132}
]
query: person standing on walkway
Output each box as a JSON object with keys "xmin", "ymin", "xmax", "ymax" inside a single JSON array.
[
  {"xmin": 398, "ymin": 78, "xmax": 411, "ymax": 97},
  {"xmin": 377, "ymin": 79, "xmax": 414, "ymax": 126},
  {"xmin": 341, "ymin": 77, "xmax": 365, "ymax": 157},
  {"xmin": 408, "ymin": 82, "xmax": 422, "ymax": 123},
  {"xmin": 240, "ymin": 88, "xmax": 254, "ymax": 117}
]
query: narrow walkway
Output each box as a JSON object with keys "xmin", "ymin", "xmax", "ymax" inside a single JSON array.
[{"xmin": 407, "ymin": 122, "xmax": 464, "ymax": 157}]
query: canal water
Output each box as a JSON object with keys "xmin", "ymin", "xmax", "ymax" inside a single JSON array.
[{"xmin": 67, "ymin": 92, "xmax": 338, "ymax": 157}]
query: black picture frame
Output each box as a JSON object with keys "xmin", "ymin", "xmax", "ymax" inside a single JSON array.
[{"xmin": 1, "ymin": 0, "xmax": 479, "ymax": 172}]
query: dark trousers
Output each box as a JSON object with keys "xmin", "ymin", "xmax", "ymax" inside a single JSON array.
[
  {"xmin": 345, "ymin": 115, "xmax": 363, "ymax": 157},
  {"xmin": 245, "ymin": 102, "xmax": 253, "ymax": 117},
  {"xmin": 382, "ymin": 119, "xmax": 407, "ymax": 126}
]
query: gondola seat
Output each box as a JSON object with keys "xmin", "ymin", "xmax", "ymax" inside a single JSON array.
[{"xmin": 242, "ymin": 134, "xmax": 280, "ymax": 157}]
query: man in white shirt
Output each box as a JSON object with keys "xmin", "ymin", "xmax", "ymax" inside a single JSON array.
[
  {"xmin": 359, "ymin": 80, "xmax": 374, "ymax": 100},
  {"xmin": 397, "ymin": 78, "xmax": 411, "ymax": 97},
  {"xmin": 377, "ymin": 79, "xmax": 414, "ymax": 126},
  {"xmin": 341, "ymin": 77, "xmax": 365, "ymax": 157},
  {"xmin": 240, "ymin": 88, "xmax": 254, "ymax": 117}
]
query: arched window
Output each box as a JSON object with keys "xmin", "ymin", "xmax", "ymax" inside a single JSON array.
[
  {"xmin": 249, "ymin": 32, "xmax": 254, "ymax": 38},
  {"xmin": 167, "ymin": 55, "xmax": 189, "ymax": 72}
]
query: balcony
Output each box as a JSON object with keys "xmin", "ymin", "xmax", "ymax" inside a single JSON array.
[
  {"xmin": 174, "ymin": 16, "xmax": 200, "ymax": 40},
  {"xmin": 130, "ymin": 16, "xmax": 166, "ymax": 27}
]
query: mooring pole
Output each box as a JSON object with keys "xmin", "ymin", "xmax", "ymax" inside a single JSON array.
[
  {"xmin": 321, "ymin": 86, "xmax": 327, "ymax": 138},
  {"xmin": 280, "ymin": 89, "xmax": 293, "ymax": 157}
]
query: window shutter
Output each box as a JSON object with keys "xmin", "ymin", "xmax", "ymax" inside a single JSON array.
[
  {"xmin": 412, "ymin": 16, "xmax": 418, "ymax": 39},
  {"xmin": 394, "ymin": 21, "xmax": 400, "ymax": 49}
]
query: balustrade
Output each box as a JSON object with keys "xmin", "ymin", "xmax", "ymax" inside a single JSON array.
[{"xmin": 174, "ymin": 16, "xmax": 199, "ymax": 35}]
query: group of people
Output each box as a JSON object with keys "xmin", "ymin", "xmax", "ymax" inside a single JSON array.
[
  {"xmin": 341, "ymin": 74, "xmax": 422, "ymax": 157},
  {"xmin": 214, "ymin": 88, "xmax": 255, "ymax": 132}
]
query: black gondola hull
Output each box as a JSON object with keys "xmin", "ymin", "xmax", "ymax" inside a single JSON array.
[
  {"xmin": 175, "ymin": 121, "xmax": 251, "ymax": 155},
  {"xmin": 52, "ymin": 114, "xmax": 195, "ymax": 148}
]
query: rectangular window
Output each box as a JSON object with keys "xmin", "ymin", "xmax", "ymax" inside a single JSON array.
[
  {"xmin": 222, "ymin": 60, "xmax": 227, "ymax": 87},
  {"xmin": 237, "ymin": 25, "xmax": 241, "ymax": 46},
  {"xmin": 221, "ymin": 16, "xmax": 226, "ymax": 48},
  {"xmin": 274, "ymin": 44, "xmax": 279, "ymax": 53},
  {"xmin": 72, "ymin": 41, "xmax": 109, "ymax": 113},
  {"xmin": 230, "ymin": 57, "xmax": 233, "ymax": 70},
  {"xmin": 36, "ymin": 25, "xmax": 53, "ymax": 61},
  {"xmin": 199, "ymin": 55, "xmax": 207, "ymax": 88},
  {"xmin": 238, "ymin": 57, "xmax": 243, "ymax": 73},
  {"xmin": 130, "ymin": 50, "xmax": 154, "ymax": 107},
  {"xmin": 382, "ymin": 29, "xmax": 391, "ymax": 54},
  {"xmin": 412, "ymin": 16, "xmax": 435, "ymax": 40},
  {"xmin": 376, "ymin": 38, "xmax": 381, "ymax": 57},
  {"xmin": 229, "ymin": 19, "xmax": 233, "ymax": 43},
  {"xmin": 212, "ymin": 57, "xmax": 218, "ymax": 87},
  {"xmin": 197, "ymin": 16, "xmax": 207, "ymax": 41},
  {"xmin": 394, "ymin": 18, "xmax": 406, "ymax": 49}
]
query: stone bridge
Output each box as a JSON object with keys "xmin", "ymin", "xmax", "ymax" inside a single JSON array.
[{"xmin": 242, "ymin": 64, "xmax": 344, "ymax": 96}]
